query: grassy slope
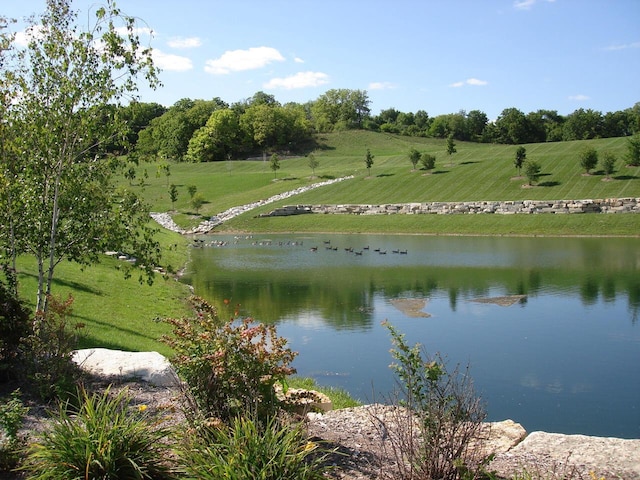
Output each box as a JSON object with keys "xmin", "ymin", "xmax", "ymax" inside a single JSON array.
[
  {"xmin": 134, "ymin": 131, "xmax": 639, "ymax": 235},
  {"xmin": 14, "ymin": 132, "xmax": 640, "ymax": 354}
]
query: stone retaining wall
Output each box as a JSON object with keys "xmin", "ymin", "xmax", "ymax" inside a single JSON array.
[{"xmin": 258, "ymin": 198, "xmax": 640, "ymax": 218}]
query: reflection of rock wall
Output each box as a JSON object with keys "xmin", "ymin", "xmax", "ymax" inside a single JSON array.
[{"xmin": 259, "ymin": 198, "xmax": 640, "ymax": 217}]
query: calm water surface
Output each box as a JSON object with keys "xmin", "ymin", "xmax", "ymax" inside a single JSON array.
[{"xmin": 182, "ymin": 234, "xmax": 640, "ymax": 438}]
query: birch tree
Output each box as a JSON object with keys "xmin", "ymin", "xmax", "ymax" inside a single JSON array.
[{"xmin": 2, "ymin": 0, "xmax": 160, "ymax": 313}]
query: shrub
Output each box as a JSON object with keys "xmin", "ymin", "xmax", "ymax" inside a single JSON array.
[
  {"xmin": 420, "ymin": 153, "xmax": 436, "ymax": 171},
  {"xmin": 178, "ymin": 415, "xmax": 329, "ymax": 480},
  {"xmin": 163, "ymin": 296, "xmax": 297, "ymax": 424},
  {"xmin": 23, "ymin": 294, "xmax": 83, "ymax": 401},
  {"xmin": 0, "ymin": 269, "xmax": 31, "ymax": 382},
  {"xmin": 22, "ymin": 386, "xmax": 176, "ymax": 480},
  {"xmin": 378, "ymin": 321, "xmax": 487, "ymax": 480},
  {"xmin": 0, "ymin": 389, "xmax": 29, "ymax": 470}
]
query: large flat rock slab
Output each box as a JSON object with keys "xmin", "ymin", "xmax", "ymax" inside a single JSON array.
[
  {"xmin": 490, "ymin": 431, "xmax": 640, "ymax": 480},
  {"xmin": 72, "ymin": 348, "xmax": 179, "ymax": 387}
]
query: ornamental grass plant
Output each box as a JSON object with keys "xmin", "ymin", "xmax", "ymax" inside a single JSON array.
[
  {"xmin": 177, "ymin": 414, "xmax": 330, "ymax": 480},
  {"xmin": 22, "ymin": 386, "xmax": 176, "ymax": 480}
]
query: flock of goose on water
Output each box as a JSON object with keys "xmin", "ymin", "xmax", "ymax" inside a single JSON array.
[{"xmin": 191, "ymin": 236, "xmax": 408, "ymax": 255}]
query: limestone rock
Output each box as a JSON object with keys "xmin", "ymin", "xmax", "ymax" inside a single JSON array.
[
  {"xmin": 478, "ymin": 419, "xmax": 528, "ymax": 457},
  {"xmin": 72, "ymin": 348, "xmax": 179, "ymax": 387},
  {"xmin": 490, "ymin": 431, "xmax": 640, "ymax": 480}
]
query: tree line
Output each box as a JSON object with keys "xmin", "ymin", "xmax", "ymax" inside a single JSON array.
[{"xmin": 119, "ymin": 91, "xmax": 640, "ymax": 162}]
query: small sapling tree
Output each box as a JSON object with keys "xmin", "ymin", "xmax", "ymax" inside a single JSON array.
[
  {"xmin": 625, "ymin": 134, "xmax": 640, "ymax": 166},
  {"xmin": 308, "ymin": 152, "xmax": 319, "ymax": 177},
  {"xmin": 579, "ymin": 146, "xmax": 598, "ymax": 174},
  {"xmin": 169, "ymin": 184, "xmax": 178, "ymax": 210},
  {"xmin": 446, "ymin": 133, "xmax": 457, "ymax": 156},
  {"xmin": 514, "ymin": 146, "xmax": 526, "ymax": 176},
  {"xmin": 270, "ymin": 153, "xmax": 281, "ymax": 179},
  {"xmin": 524, "ymin": 160, "xmax": 542, "ymax": 186},
  {"xmin": 408, "ymin": 147, "xmax": 421, "ymax": 171},
  {"xmin": 601, "ymin": 151, "xmax": 617, "ymax": 180},
  {"xmin": 364, "ymin": 148, "xmax": 374, "ymax": 176},
  {"xmin": 190, "ymin": 192, "xmax": 205, "ymax": 214}
]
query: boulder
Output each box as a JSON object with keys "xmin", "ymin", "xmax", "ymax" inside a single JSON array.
[
  {"xmin": 72, "ymin": 348, "xmax": 179, "ymax": 387},
  {"xmin": 489, "ymin": 431, "xmax": 640, "ymax": 480}
]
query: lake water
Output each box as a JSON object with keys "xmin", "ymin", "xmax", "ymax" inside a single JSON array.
[{"xmin": 181, "ymin": 234, "xmax": 640, "ymax": 439}]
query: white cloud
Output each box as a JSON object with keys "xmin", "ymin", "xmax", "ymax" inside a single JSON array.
[
  {"xmin": 115, "ymin": 26, "xmax": 153, "ymax": 37},
  {"xmin": 568, "ymin": 94, "xmax": 590, "ymax": 101},
  {"xmin": 369, "ymin": 81, "xmax": 396, "ymax": 90},
  {"xmin": 204, "ymin": 46, "xmax": 284, "ymax": 75},
  {"xmin": 152, "ymin": 49, "xmax": 193, "ymax": 71},
  {"xmin": 449, "ymin": 78, "xmax": 488, "ymax": 88},
  {"xmin": 514, "ymin": 0, "xmax": 555, "ymax": 10},
  {"xmin": 14, "ymin": 25, "xmax": 43, "ymax": 46},
  {"xmin": 602, "ymin": 41, "xmax": 640, "ymax": 51},
  {"xmin": 264, "ymin": 71, "xmax": 329, "ymax": 90},
  {"xmin": 294, "ymin": 57, "xmax": 304, "ymax": 63},
  {"xmin": 167, "ymin": 37, "xmax": 202, "ymax": 49}
]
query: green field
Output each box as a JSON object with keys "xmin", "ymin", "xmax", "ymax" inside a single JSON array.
[
  {"xmin": 13, "ymin": 132, "xmax": 640, "ymax": 356},
  {"xmin": 132, "ymin": 131, "xmax": 640, "ymax": 236}
]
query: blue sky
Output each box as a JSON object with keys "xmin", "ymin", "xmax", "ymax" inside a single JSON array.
[{"xmin": 6, "ymin": 0, "xmax": 640, "ymax": 119}]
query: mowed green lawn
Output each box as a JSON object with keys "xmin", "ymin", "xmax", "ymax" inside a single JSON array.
[
  {"xmin": 12, "ymin": 132, "xmax": 638, "ymax": 355},
  {"xmin": 132, "ymin": 131, "xmax": 639, "ymax": 235}
]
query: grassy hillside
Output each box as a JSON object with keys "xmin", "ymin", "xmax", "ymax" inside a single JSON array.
[
  {"xmin": 130, "ymin": 131, "xmax": 639, "ymax": 235},
  {"xmin": 11, "ymin": 132, "xmax": 638, "ymax": 354}
]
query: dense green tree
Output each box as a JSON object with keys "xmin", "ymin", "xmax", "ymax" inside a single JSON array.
[
  {"xmin": 494, "ymin": 107, "xmax": 530, "ymax": 144},
  {"xmin": 364, "ymin": 148, "xmax": 374, "ymax": 176},
  {"xmin": 136, "ymin": 98, "xmax": 225, "ymax": 161},
  {"xmin": 185, "ymin": 108, "xmax": 242, "ymax": 162},
  {"xmin": 414, "ymin": 110, "xmax": 430, "ymax": 130},
  {"xmin": 466, "ymin": 110, "xmax": 488, "ymax": 141},
  {"xmin": 579, "ymin": 146, "xmax": 599, "ymax": 174},
  {"xmin": 119, "ymin": 101, "xmax": 166, "ymax": 149},
  {"xmin": 602, "ymin": 110, "xmax": 633, "ymax": 138},
  {"xmin": 563, "ymin": 108, "xmax": 603, "ymax": 141},
  {"xmin": 311, "ymin": 89, "xmax": 370, "ymax": 131},
  {"xmin": 376, "ymin": 108, "xmax": 400, "ymax": 125},
  {"xmin": 241, "ymin": 103, "xmax": 286, "ymax": 160},
  {"xmin": 2, "ymin": 0, "xmax": 160, "ymax": 312},
  {"xmin": 524, "ymin": 111, "xmax": 550, "ymax": 143},
  {"xmin": 514, "ymin": 146, "xmax": 527, "ymax": 175},
  {"xmin": 524, "ymin": 160, "xmax": 542, "ymax": 186},
  {"xmin": 429, "ymin": 113, "xmax": 468, "ymax": 140}
]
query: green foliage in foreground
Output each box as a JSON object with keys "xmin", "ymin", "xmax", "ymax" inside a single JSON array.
[
  {"xmin": 163, "ymin": 296, "xmax": 296, "ymax": 423},
  {"xmin": 178, "ymin": 415, "xmax": 329, "ymax": 480},
  {"xmin": 384, "ymin": 321, "xmax": 487, "ymax": 480},
  {"xmin": 22, "ymin": 387, "xmax": 176, "ymax": 480}
]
